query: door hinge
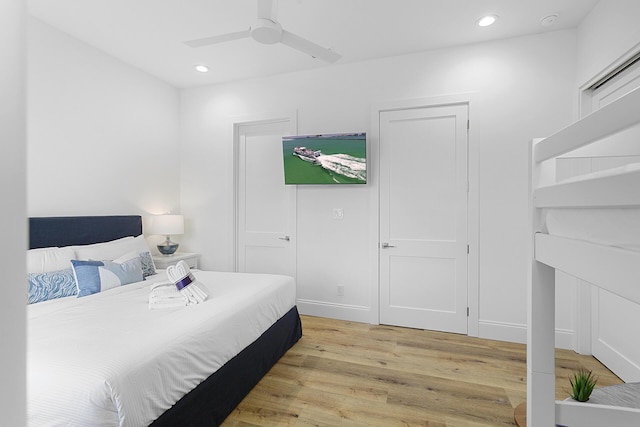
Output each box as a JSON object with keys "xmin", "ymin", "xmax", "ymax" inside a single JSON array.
[
  {"xmin": 467, "ymin": 119, "xmax": 470, "ymax": 130},
  {"xmin": 467, "ymin": 307, "xmax": 470, "ymax": 317},
  {"xmin": 467, "ymin": 244, "xmax": 470, "ymax": 254}
]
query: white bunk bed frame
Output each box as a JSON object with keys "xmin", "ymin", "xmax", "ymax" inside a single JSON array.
[{"xmin": 528, "ymin": 87, "xmax": 640, "ymax": 426}]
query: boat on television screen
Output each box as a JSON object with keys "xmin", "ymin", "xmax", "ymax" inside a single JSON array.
[{"xmin": 293, "ymin": 146, "xmax": 322, "ymax": 163}]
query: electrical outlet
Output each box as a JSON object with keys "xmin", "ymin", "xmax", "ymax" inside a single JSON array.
[
  {"xmin": 337, "ymin": 284, "xmax": 345, "ymax": 296},
  {"xmin": 332, "ymin": 208, "xmax": 344, "ymax": 220}
]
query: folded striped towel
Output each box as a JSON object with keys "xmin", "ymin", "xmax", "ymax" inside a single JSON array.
[
  {"xmin": 166, "ymin": 260, "xmax": 208, "ymax": 305},
  {"xmin": 148, "ymin": 281, "xmax": 187, "ymax": 310}
]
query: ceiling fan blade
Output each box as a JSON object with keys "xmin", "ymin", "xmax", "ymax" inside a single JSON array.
[
  {"xmin": 257, "ymin": 0, "xmax": 277, "ymax": 21},
  {"xmin": 281, "ymin": 30, "xmax": 341, "ymax": 63},
  {"xmin": 183, "ymin": 29, "xmax": 251, "ymax": 47}
]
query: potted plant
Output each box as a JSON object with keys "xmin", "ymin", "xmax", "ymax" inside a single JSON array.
[{"xmin": 569, "ymin": 368, "xmax": 598, "ymax": 402}]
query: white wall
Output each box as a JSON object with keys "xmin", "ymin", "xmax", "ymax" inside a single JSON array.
[
  {"xmin": 27, "ymin": 18, "xmax": 181, "ymax": 235},
  {"xmin": 1, "ymin": 0, "xmax": 26, "ymax": 424},
  {"xmin": 180, "ymin": 30, "xmax": 578, "ymax": 342},
  {"xmin": 27, "ymin": 2, "xmax": 639, "ymax": 348},
  {"xmin": 577, "ymin": 0, "xmax": 640, "ymax": 87}
]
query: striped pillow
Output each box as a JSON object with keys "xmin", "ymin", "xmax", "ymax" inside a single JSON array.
[{"xmin": 28, "ymin": 268, "xmax": 77, "ymax": 304}]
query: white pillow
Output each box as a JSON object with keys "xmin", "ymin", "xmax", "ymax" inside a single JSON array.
[
  {"xmin": 72, "ymin": 236, "xmax": 137, "ymax": 260},
  {"xmin": 27, "ymin": 247, "xmax": 76, "ymax": 274},
  {"xmin": 114, "ymin": 251, "xmax": 141, "ymax": 263}
]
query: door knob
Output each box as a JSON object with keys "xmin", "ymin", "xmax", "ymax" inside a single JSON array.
[
  {"xmin": 381, "ymin": 242, "xmax": 396, "ymax": 248},
  {"xmin": 279, "ymin": 236, "xmax": 290, "ymax": 241}
]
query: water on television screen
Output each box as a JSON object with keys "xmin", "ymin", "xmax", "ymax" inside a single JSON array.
[{"xmin": 282, "ymin": 132, "xmax": 366, "ymax": 185}]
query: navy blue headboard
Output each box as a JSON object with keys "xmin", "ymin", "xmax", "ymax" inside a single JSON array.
[{"xmin": 29, "ymin": 215, "xmax": 143, "ymax": 249}]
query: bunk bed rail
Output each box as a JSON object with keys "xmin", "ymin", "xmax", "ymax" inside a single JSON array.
[
  {"xmin": 534, "ymin": 167, "xmax": 640, "ymax": 208},
  {"xmin": 534, "ymin": 233, "xmax": 640, "ymax": 305},
  {"xmin": 556, "ymin": 400, "xmax": 640, "ymax": 426},
  {"xmin": 534, "ymin": 87, "xmax": 640, "ymax": 163}
]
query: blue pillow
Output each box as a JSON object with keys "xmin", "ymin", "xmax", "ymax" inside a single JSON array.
[
  {"xmin": 71, "ymin": 257, "xmax": 143, "ymax": 297},
  {"xmin": 28, "ymin": 267, "xmax": 78, "ymax": 304}
]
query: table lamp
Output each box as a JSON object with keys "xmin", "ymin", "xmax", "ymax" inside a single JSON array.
[{"xmin": 152, "ymin": 214, "xmax": 184, "ymax": 255}]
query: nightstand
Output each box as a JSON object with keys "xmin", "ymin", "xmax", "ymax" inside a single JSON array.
[{"xmin": 152, "ymin": 252, "xmax": 200, "ymax": 269}]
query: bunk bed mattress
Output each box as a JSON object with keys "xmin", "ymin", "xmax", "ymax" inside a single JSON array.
[
  {"xmin": 544, "ymin": 162, "xmax": 640, "ymax": 252},
  {"xmin": 27, "ymin": 270, "xmax": 296, "ymax": 427},
  {"xmin": 545, "ymin": 208, "xmax": 640, "ymax": 252}
]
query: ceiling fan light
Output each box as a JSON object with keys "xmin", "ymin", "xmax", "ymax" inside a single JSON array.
[
  {"xmin": 477, "ymin": 15, "xmax": 498, "ymax": 27},
  {"xmin": 250, "ymin": 18, "xmax": 283, "ymax": 44},
  {"xmin": 194, "ymin": 64, "xmax": 209, "ymax": 73}
]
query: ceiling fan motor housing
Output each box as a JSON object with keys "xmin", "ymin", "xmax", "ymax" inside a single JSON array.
[{"xmin": 251, "ymin": 18, "xmax": 283, "ymax": 44}]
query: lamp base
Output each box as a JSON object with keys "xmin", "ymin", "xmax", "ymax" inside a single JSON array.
[{"xmin": 157, "ymin": 236, "xmax": 179, "ymax": 255}]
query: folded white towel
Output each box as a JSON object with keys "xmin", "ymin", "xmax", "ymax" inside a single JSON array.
[
  {"xmin": 148, "ymin": 281, "xmax": 187, "ymax": 310},
  {"xmin": 166, "ymin": 261, "xmax": 208, "ymax": 305}
]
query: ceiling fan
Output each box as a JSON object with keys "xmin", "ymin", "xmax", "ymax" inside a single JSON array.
[{"xmin": 183, "ymin": 0, "xmax": 341, "ymax": 63}]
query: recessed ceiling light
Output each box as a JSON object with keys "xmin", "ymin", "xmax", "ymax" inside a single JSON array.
[
  {"xmin": 477, "ymin": 15, "xmax": 498, "ymax": 27},
  {"xmin": 194, "ymin": 65, "xmax": 209, "ymax": 73}
]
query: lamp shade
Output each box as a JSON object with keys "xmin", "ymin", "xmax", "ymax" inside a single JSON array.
[{"xmin": 151, "ymin": 214, "xmax": 184, "ymax": 236}]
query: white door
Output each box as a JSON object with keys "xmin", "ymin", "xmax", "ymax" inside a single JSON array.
[
  {"xmin": 236, "ymin": 118, "xmax": 296, "ymax": 277},
  {"xmin": 379, "ymin": 104, "xmax": 468, "ymax": 333}
]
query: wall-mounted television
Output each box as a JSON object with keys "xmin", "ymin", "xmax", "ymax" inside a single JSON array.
[{"xmin": 282, "ymin": 132, "xmax": 366, "ymax": 185}]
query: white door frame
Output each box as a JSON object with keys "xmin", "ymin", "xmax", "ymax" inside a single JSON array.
[
  {"xmin": 370, "ymin": 94, "xmax": 479, "ymax": 336},
  {"xmin": 231, "ymin": 111, "xmax": 298, "ymax": 272},
  {"xmin": 579, "ymin": 40, "xmax": 640, "ymax": 117}
]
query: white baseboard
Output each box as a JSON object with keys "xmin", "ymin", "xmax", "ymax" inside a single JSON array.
[
  {"xmin": 296, "ymin": 299, "xmax": 375, "ymax": 324},
  {"xmin": 478, "ymin": 320, "xmax": 527, "ymax": 344},
  {"xmin": 555, "ymin": 328, "xmax": 574, "ymax": 350},
  {"xmin": 593, "ymin": 338, "xmax": 640, "ymax": 382},
  {"xmin": 295, "ymin": 307, "xmax": 576, "ymax": 349},
  {"xmin": 478, "ymin": 320, "xmax": 574, "ymax": 349}
]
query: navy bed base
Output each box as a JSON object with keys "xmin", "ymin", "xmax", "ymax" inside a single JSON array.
[
  {"xmin": 151, "ymin": 306, "xmax": 303, "ymax": 426},
  {"xmin": 28, "ymin": 215, "xmax": 302, "ymax": 426}
]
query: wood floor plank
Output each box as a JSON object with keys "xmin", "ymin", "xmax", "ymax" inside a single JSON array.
[
  {"xmin": 221, "ymin": 315, "xmax": 623, "ymax": 426},
  {"xmin": 390, "ymin": 342, "xmax": 528, "ymax": 391},
  {"xmin": 387, "ymin": 377, "xmax": 514, "ymax": 426},
  {"xmin": 299, "ymin": 357, "xmax": 390, "ymax": 403}
]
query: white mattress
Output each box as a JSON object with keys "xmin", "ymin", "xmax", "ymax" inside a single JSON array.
[
  {"xmin": 544, "ymin": 163, "xmax": 640, "ymax": 252},
  {"xmin": 27, "ymin": 270, "xmax": 296, "ymax": 427},
  {"xmin": 545, "ymin": 208, "xmax": 640, "ymax": 252}
]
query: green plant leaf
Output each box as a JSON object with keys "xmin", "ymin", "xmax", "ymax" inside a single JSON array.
[{"xmin": 569, "ymin": 368, "xmax": 598, "ymax": 402}]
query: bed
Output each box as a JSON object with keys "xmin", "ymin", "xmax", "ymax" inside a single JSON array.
[
  {"xmin": 27, "ymin": 215, "xmax": 302, "ymax": 427},
  {"xmin": 527, "ymin": 87, "xmax": 640, "ymax": 425}
]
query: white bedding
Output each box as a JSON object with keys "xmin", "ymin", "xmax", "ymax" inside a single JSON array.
[{"xmin": 27, "ymin": 270, "xmax": 296, "ymax": 427}]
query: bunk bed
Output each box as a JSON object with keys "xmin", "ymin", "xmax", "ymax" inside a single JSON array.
[{"xmin": 527, "ymin": 87, "xmax": 640, "ymax": 426}]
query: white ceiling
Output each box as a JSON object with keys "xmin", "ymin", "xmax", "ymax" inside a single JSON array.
[{"xmin": 28, "ymin": 0, "xmax": 599, "ymax": 89}]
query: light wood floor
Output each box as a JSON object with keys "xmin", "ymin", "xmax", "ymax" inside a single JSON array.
[{"xmin": 221, "ymin": 315, "xmax": 622, "ymax": 426}]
